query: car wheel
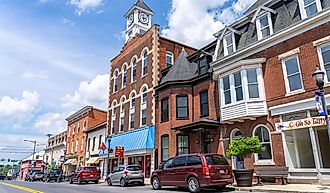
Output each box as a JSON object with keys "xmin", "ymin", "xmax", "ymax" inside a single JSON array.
[
  {"xmin": 94, "ymin": 180, "xmax": 99, "ymax": 184},
  {"xmin": 57, "ymin": 178, "xmax": 61, "ymax": 183},
  {"xmin": 107, "ymin": 178, "xmax": 112, "ymax": 186},
  {"xmin": 215, "ymin": 185, "xmax": 226, "ymax": 190},
  {"xmin": 77, "ymin": 177, "xmax": 82, "ymax": 185},
  {"xmin": 69, "ymin": 178, "xmax": 73, "ymax": 184},
  {"xmin": 152, "ymin": 177, "xmax": 161, "ymax": 190},
  {"xmin": 120, "ymin": 178, "xmax": 126, "ymax": 187},
  {"xmin": 187, "ymin": 177, "xmax": 200, "ymax": 193}
]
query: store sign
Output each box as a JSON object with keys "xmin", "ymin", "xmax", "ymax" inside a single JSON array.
[
  {"xmin": 276, "ymin": 116, "xmax": 327, "ymax": 131},
  {"xmin": 115, "ymin": 146, "xmax": 124, "ymax": 158}
]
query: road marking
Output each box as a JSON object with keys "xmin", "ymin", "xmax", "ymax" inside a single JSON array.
[{"xmin": 0, "ymin": 182, "xmax": 44, "ymax": 193}]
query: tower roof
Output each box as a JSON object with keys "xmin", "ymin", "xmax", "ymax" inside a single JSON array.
[{"xmin": 125, "ymin": 0, "xmax": 154, "ymax": 17}]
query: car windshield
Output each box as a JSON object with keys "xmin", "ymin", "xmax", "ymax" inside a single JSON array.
[
  {"xmin": 205, "ymin": 155, "xmax": 229, "ymax": 166},
  {"xmin": 127, "ymin": 166, "xmax": 141, "ymax": 171}
]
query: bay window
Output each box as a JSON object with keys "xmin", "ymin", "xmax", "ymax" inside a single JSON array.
[
  {"xmin": 234, "ymin": 72, "xmax": 243, "ymax": 101},
  {"xmin": 200, "ymin": 90, "xmax": 209, "ymax": 117},
  {"xmin": 247, "ymin": 69, "xmax": 260, "ymax": 98},
  {"xmin": 161, "ymin": 97, "xmax": 169, "ymax": 122},
  {"xmin": 176, "ymin": 95, "xmax": 188, "ymax": 119},
  {"xmin": 223, "ymin": 76, "xmax": 231, "ymax": 105}
]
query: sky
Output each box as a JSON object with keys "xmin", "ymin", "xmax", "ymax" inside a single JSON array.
[{"xmin": 0, "ymin": 0, "xmax": 256, "ymax": 162}]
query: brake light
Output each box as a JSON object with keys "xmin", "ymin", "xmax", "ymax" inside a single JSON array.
[
  {"xmin": 202, "ymin": 166, "xmax": 209, "ymax": 176},
  {"xmin": 124, "ymin": 170, "xmax": 129, "ymax": 176}
]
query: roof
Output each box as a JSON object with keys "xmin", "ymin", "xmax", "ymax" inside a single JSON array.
[
  {"xmin": 86, "ymin": 122, "xmax": 106, "ymax": 133},
  {"xmin": 244, "ymin": 0, "xmax": 271, "ymax": 15},
  {"xmin": 125, "ymin": 0, "xmax": 154, "ymax": 17},
  {"xmin": 160, "ymin": 50, "xmax": 199, "ymax": 85},
  {"xmin": 23, "ymin": 151, "xmax": 45, "ymax": 162},
  {"xmin": 65, "ymin": 106, "xmax": 106, "ymax": 123},
  {"xmin": 171, "ymin": 119, "xmax": 220, "ymax": 131}
]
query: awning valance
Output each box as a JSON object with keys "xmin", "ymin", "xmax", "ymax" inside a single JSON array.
[
  {"xmin": 64, "ymin": 159, "xmax": 77, "ymax": 165},
  {"xmin": 86, "ymin": 157, "xmax": 99, "ymax": 165}
]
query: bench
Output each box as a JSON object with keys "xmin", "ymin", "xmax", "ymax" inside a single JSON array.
[{"xmin": 255, "ymin": 166, "xmax": 288, "ymax": 185}]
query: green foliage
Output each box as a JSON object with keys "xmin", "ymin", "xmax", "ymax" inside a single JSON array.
[
  {"xmin": 0, "ymin": 165, "xmax": 12, "ymax": 175},
  {"xmin": 226, "ymin": 136, "xmax": 265, "ymax": 158}
]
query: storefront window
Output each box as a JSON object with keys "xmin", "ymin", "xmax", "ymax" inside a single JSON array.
[
  {"xmin": 315, "ymin": 126, "xmax": 330, "ymax": 168},
  {"xmin": 253, "ymin": 126, "xmax": 272, "ymax": 161},
  {"xmin": 177, "ymin": 135, "xmax": 189, "ymax": 155}
]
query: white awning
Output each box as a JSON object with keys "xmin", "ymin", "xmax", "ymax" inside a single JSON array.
[
  {"xmin": 86, "ymin": 157, "xmax": 99, "ymax": 165},
  {"xmin": 64, "ymin": 159, "xmax": 77, "ymax": 165}
]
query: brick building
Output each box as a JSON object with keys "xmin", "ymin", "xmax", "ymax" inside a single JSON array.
[
  {"xmin": 44, "ymin": 131, "xmax": 66, "ymax": 169},
  {"xmin": 64, "ymin": 106, "xmax": 107, "ymax": 174},
  {"xmin": 155, "ymin": 46, "xmax": 223, "ymax": 165},
  {"xmin": 100, "ymin": 0, "xmax": 196, "ymax": 180},
  {"xmin": 211, "ymin": 0, "xmax": 330, "ymax": 183}
]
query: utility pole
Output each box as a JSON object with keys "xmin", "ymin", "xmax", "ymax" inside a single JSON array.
[
  {"xmin": 46, "ymin": 134, "xmax": 53, "ymax": 167},
  {"xmin": 24, "ymin": 140, "xmax": 37, "ymax": 166}
]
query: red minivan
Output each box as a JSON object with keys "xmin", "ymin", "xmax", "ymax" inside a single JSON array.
[{"xmin": 151, "ymin": 154, "xmax": 233, "ymax": 193}]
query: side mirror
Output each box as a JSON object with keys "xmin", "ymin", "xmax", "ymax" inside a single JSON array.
[{"xmin": 159, "ymin": 163, "xmax": 163, "ymax": 170}]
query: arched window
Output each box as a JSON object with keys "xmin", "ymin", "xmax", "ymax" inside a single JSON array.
[
  {"xmin": 111, "ymin": 101, "xmax": 117, "ymax": 135},
  {"xmin": 140, "ymin": 86, "xmax": 148, "ymax": 126},
  {"xmin": 119, "ymin": 97, "xmax": 126, "ymax": 132},
  {"xmin": 253, "ymin": 125, "xmax": 273, "ymax": 162},
  {"xmin": 161, "ymin": 134, "xmax": 169, "ymax": 161},
  {"xmin": 131, "ymin": 58, "xmax": 137, "ymax": 83},
  {"xmin": 122, "ymin": 65, "xmax": 127, "ymax": 88},
  {"xmin": 129, "ymin": 92, "xmax": 136, "ymax": 129},
  {"xmin": 113, "ymin": 70, "xmax": 119, "ymax": 93},
  {"xmin": 142, "ymin": 51, "xmax": 148, "ymax": 76},
  {"xmin": 166, "ymin": 51, "xmax": 174, "ymax": 67}
]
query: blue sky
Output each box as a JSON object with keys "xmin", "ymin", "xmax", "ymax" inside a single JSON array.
[{"xmin": 0, "ymin": 0, "xmax": 255, "ymax": 161}]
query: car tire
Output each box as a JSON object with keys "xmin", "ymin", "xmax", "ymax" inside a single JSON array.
[
  {"xmin": 77, "ymin": 177, "xmax": 82, "ymax": 185},
  {"xmin": 187, "ymin": 177, "xmax": 200, "ymax": 193},
  {"xmin": 107, "ymin": 179, "xmax": 112, "ymax": 186},
  {"xmin": 69, "ymin": 178, "xmax": 73, "ymax": 184},
  {"xmin": 215, "ymin": 185, "xmax": 226, "ymax": 190},
  {"xmin": 94, "ymin": 180, "xmax": 99, "ymax": 184},
  {"xmin": 120, "ymin": 178, "xmax": 126, "ymax": 187},
  {"xmin": 151, "ymin": 177, "xmax": 161, "ymax": 190},
  {"xmin": 57, "ymin": 178, "xmax": 61, "ymax": 183}
]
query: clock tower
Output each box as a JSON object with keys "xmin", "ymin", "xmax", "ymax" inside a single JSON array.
[{"xmin": 124, "ymin": 0, "xmax": 153, "ymax": 42}]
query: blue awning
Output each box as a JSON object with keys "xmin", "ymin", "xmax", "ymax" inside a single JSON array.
[{"xmin": 99, "ymin": 125, "xmax": 155, "ymax": 156}]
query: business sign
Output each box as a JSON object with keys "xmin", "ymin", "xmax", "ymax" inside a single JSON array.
[
  {"xmin": 275, "ymin": 116, "xmax": 327, "ymax": 131},
  {"xmin": 115, "ymin": 146, "xmax": 124, "ymax": 158},
  {"xmin": 315, "ymin": 92, "xmax": 326, "ymax": 116}
]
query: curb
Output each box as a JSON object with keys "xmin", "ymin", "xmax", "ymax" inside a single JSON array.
[{"xmin": 229, "ymin": 186, "xmax": 327, "ymax": 193}]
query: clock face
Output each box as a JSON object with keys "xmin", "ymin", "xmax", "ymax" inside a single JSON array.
[
  {"xmin": 138, "ymin": 12, "xmax": 149, "ymax": 24},
  {"xmin": 128, "ymin": 14, "xmax": 134, "ymax": 26}
]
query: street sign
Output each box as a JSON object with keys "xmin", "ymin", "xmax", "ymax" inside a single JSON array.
[{"xmin": 115, "ymin": 146, "xmax": 124, "ymax": 158}]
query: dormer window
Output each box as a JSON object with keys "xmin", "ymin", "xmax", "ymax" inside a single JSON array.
[
  {"xmin": 256, "ymin": 13, "xmax": 273, "ymax": 40},
  {"xmin": 223, "ymin": 33, "xmax": 236, "ymax": 56},
  {"xmin": 166, "ymin": 51, "xmax": 174, "ymax": 67},
  {"xmin": 298, "ymin": 0, "xmax": 322, "ymax": 19},
  {"xmin": 198, "ymin": 55, "xmax": 211, "ymax": 74}
]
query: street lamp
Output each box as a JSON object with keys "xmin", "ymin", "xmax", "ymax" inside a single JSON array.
[
  {"xmin": 106, "ymin": 134, "xmax": 112, "ymax": 176},
  {"xmin": 312, "ymin": 68, "xmax": 330, "ymax": 141}
]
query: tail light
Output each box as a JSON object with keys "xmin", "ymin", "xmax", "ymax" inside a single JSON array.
[
  {"xmin": 124, "ymin": 170, "xmax": 129, "ymax": 176},
  {"xmin": 202, "ymin": 166, "xmax": 210, "ymax": 176}
]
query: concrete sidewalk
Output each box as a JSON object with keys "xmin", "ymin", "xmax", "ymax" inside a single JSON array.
[{"xmin": 230, "ymin": 184, "xmax": 330, "ymax": 193}]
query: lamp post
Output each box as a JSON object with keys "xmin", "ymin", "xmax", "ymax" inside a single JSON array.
[
  {"xmin": 106, "ymin": 134, "xmax": 111, "ymax": 176},
  {"xmin": 24, "ymin": 140, "xmax": 37, "ymax": 166},
  {"xmin": 312, "ymin": 68, "xmax": 330, "ymax": 141}
]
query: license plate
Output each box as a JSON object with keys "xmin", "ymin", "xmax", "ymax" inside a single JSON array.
[
  {"xmin": 219, "ymin": 169, "xmax": 225, "ymax": 174},
  {"xmin": 90, "ymin": 175, "xmax": 94, "ymax": 177}
]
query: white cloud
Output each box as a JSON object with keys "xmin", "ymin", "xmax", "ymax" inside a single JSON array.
[
  {"xmin": 162, "ymin": 0, "xmax": 256, "ymax": 48},
  {"xmin": 61, "ymin": 74, "xmax": 109, "ymax": 110},
  {"xmin": 62, "ymin": 18, "xmax": 75, "ymax": 26},
  {"xmin": 69, "ymin": 0, "xmax": 104, "ymax": 15},
  {"xmin": 22, "ymin": 71, "xmax": 48, "ymax": 79},
  {"xmin": 34, "ymin": 112, "xmax": 67, "ymax": 134},
  {"xmin": 0, "ymin": 91, "xmax": 39, "ymax": 120}
]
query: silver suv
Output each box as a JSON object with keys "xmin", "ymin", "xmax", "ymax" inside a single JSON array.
[{"xmin": 106, "ymin": 165, "xmax": 144, "ymax": 187}]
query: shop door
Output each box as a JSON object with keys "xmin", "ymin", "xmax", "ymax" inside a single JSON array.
[{"xmin": 145, "ymin": 155, "xmax": 151, "ymax": 178}]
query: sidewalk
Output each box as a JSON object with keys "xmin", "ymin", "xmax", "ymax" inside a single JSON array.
[{"xmin": 230, "ymin": 184, "xmax": 330, "ymax": 193}]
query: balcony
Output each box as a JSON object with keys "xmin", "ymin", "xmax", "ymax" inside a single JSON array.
[{"xmin": 221, "ymin": 99, "xmax": 267, "ymax": 123}]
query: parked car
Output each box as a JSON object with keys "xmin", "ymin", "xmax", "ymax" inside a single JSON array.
[
  {"xmin": 151, "ymin": 153, "xmax": 233, "ymax": 193},
  {"xmin": 106, "ymin": 165, "xmax": 144, "ymax": 187},
  {"xmin": 44, "ymin": 169, "xmax": 63, "ymax": 183},
  {"xmin": 30, "ymin": 172, "xmax": 45, "ymax": 181},
  {"xmin": 69, "ymin": 166, "xmax": 100, "ymax": 185},
  {"xmin": 25, "ymin": 171, "xmax": 34, "ymax": 181},
  {"xmin": 0, "ymin": 175, "xmax": 6, "ymax": 180}
]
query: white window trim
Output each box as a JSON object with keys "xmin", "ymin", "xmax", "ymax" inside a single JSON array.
[
  {"xmin": 122, "ymin": 66, "xmax": 127, "ymax": 89},
  {"xmin": 252, "ymin": 124, "xmax": 274, "ymax": 164},
  {"xmin": 110, "ymin": 103, "xmax": 117, "ymax": 135},
  {"xmin": 298, "ymin": 0, "xmax": 322, "ymax": 19},
  {"xmin": 281, "ymin": 55, "xmax": 305, "ymax": 95},
  {"xmin": 317, "ymin": 42, "xmax": 330, "ymax": 84},
  {"xmin": 223, "ymin": 33, "xmax": 236, "ymax": 56},
  {"xmin": 256, "ymin": 12, "xmax": 274, "ymax": 41},
  {"xmin": 131, "ymin": 58, "xmax": 137, "ymax": 84},
  {"xmin": 140, "ymin": 88, "xmax": 147, "ymax": 127},
  {"xmin": 142, "ymin": 51, "xmax": 148, "ymax": 77},
  {"xmin": 119, "ymin": 98, "xmax": 126, "ymax": 132},
  {"xmin": 113, "ymin": 70, "xmax": 119, "ymax": 93},
  {"xmin": 166, "ymin": 51, "xmax": 174, "ymax": 67},
  {"xmin": 129, "ymin": 95, "xmax": 136, "ymax": 130}
]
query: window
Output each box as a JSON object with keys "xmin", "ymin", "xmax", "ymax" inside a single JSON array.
[
  {"xmin": 130, "ymin": 114, "xmax": 135, "ymax": 129},
  {"xmin": 173, "ymin": 156, "xmax": 187, "ymax": 167},
  {"xmin": 254, "ymin": 125, "xmax": 273, "ymax": 161},
  {"xmin": 161, "ymin": 135, "xmax": 169, "ymax": 161},
  {"xmin": 140, "ymin": 87, "xmax": 147, "ymax": 126},
  {"xmin": 77, "ymin": 122, "xmax": 80, "ymax": 133},
  {"xmin": 161, "ymin": 97, "xmax": 169, "ymax": 122},
  {"xmin": 71, "ymin": 140, "xmax": 74, "ymax": 153},
  {"xmin": 122, "ymin": 65, "xmax": 127, "ymax": 88},
  {"xmin": 92, "ymin": 137, "xmax": 96, "ymax": 151},
  {"xmin": 166, "ymin": 51, "xmax": 174, "ymax": 67},
  {"xmin": 234, "ymin": 72, "xmax": 243, "ymax": 101},
  {"xmin": 141, "ymin": 109, "xmax": 147, "ymax": 126},
  {"xmin": 163, "ymin": 158, "xmax": 173, "ymax": 169},
  {"xmin": 76, "ymin": 139, "xmax": 79, "ymax": 152},
  {"xmin": 187, "ymin": 156, "xmax": 202, "ymax": 166},
  {"xmin": 129, "ymin": 92, "xmax": 136, "ymax": 129},
  {"xmin": 205, "ymin": 155, "xmax": 229, "ymax": 165},
  {"xmin": 131, "ymin": 58, "xmax": 137, "ymax": 83},
  {"xmin": 318, "ymin": 44, "xmax": 330, "ymax": 82},
  {"xmin": 223, "ymin": 33, "xmax": 236, "ymax": 56},
  {"xmin": 176, "ymin": 95, "xmax": 188, "ymax": 119},
  {"xmin": 256, "ymin": 13, "xmax": 273, "ymax": 40},
  {"xmin": 98, "ymin": 135, "xmax": 102, "ymax": 149},
  {"xmin": 177, "ymin": 135, "xmax": 189, "ymax": 155},
  {"xmin": 111, "ymin": 101, "xmax": 117, "ymax": 135},
  {"xmin": 223, "ymin": 76, "xmax": 231, "ymax": 105},
  {"xmin": 130, "ymin": 93, "xmax": 136, "ymax": 109},
  {"xmin": 298, "ymin": 0, "xmax": 322, "ymax": 19},
  {"xmin": 81, "ymin": 138, "xmax": 84, "ymax": 151},
  {"xmin": 247, "ymin": 69, "xmax": 260, "ymax": 98},
  {"xmin": 198, "ymin": 56, "xmax": 209, "ymax": 74},
  {"xmin": 142, "ymin": 88, "xmax": 147, "ymax": 104},
  {"xmin": 83, "ymin": 120, "xmax": 86, "ymax": 131},
  {"xmin": 87, "ymin": 138, "xmax": 91, "ymax": 152},
  {"xmin": 142, "ymin": 51, "xmax": 148, "ymax": 76},
  {"xmin": 120, "ymin": 97, "xmax": 125, "ymax": 132},
  {"xmin": 282, "ymin": 55, "xmax": 303, "ymax": 93},
  {"xmin": 200, "ymin": 90, "xmax": 209, "ymax": 117},
  {"xmin": 113, "ymin": 70, "xmax": 119, "ymax": 93}
]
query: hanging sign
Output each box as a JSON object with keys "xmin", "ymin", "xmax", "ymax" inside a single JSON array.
[
  {"xmin": 275, "ymin": 116, "xmax": 327, "ymax": 131},
  {"xmin": 315, "ymin": 92, "xmax": 326, "ymax": 116},
  {"xmin": 115, "ymin": 146, "xmax": 124, "ymax": 158}
]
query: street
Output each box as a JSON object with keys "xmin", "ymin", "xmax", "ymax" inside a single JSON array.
[{"xmin": 0, "ymin": 180, "xmax": 265, "ymax": 193}]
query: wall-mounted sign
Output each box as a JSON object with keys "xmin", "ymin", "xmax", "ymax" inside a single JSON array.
[
  {"xmin": 276, "ymin": 116, "xmax": 327, "ymax": 131},
  {"xmin": 115, "ymin": 146, "xmax": 124, "ymax": 158}
]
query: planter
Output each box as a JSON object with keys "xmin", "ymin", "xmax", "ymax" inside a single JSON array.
[{"xmin": 233, "ymin": 169, "xmax": 254, "ymax": 187}]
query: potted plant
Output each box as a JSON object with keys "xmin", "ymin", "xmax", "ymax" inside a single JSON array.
[{"xmin": 226, "ymin": 136, "xmax": 265, "ymax": 187}]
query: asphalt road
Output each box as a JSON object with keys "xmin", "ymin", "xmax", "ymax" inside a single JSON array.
[{"xmin": 0, "ymin": 180, "xmax": 264, "ymax": 193}]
